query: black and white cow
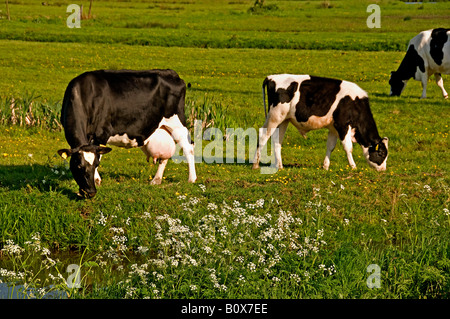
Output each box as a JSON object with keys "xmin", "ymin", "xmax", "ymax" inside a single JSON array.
[
  {"xmin": 389, "ymin": 28, "xmax": 449, "ymax": 99},
  {"xmin": 252, "ymin": 74, "xmax": 389, "ymax": 171},
  {"xmin": 57, "ymin": 69, "xmax": 196, "ymax": 198}
]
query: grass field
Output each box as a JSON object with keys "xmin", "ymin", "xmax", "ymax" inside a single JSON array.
[{"xmin": 0, "ymin": 0, "xmax": 449, "ymax": 299}]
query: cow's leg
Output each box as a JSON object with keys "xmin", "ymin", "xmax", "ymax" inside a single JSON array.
[
  {"xmin": 94, "ymin": 155, "xmax": 102, "ymax": 186},
  {"xmin": 171, "ymin": 126, "xmax": 197, "ymax": 183},
  {"xmin": 94, "ymin": 168, "xmax": 101, "ymax": 186},
  {"xmin": 252, "ymin": 117, "xmax": 281, "ymax": 170},
  {"xmin": 341, "ymin": 126, "xmax": 357, "ymax": 169},
  {"xmin": 435, "ymin": 73, "xmax": 448, "ymax": 99},
  {"xmin": 151, "ymin": 159, "xmax": 168, "ymax": 185},
  {"xmin": 323, "ymin": 131, "xmax": 338, "ymax": 170},
  {"xmin": 274, "ymin": 120, "xmax": 289, "ymax": 169},
  {"xmin": 420, "ymin": 74, "xmax": 428, "ymax": 99}
]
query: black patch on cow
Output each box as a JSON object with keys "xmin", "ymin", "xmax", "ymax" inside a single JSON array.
[
  {"xmin": 61, "ymin": 69, "xmax": 186, "ymax": 149},
  {"xmin": 332, "ymin": 95, "xmax": 381, "ymax": 148},
  {"xmin": 295, "ymin": 76, "xmax": 342, "ymax": 123},
  {"xmin": 430, "ymin": 28, "xmax": 449, "ymax": 65},
  {"xmin": 389, "ymin": 44, "xmax": 426, "ymax": 96},
  {"xmin": 265, "ymin": 78, "xmax": 299, "ymax": 109},
  {"xmin": 395, "ymin": 44, "xmax": 425, "ymax": 79},
  {"xmin": 368, "ymin": 141, "xmax": 388, "ymax": 165}
]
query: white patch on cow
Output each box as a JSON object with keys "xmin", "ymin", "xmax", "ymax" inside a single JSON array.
[
  {"xmin": 82, "ymin": 151, "xmax": 95, "ymax": 165},
  {"xmin": 341, "ymin": 125, "xmax": 357, "ymax": 169},
  {"xmin": 107, "ymin": 133, "xmax": 139, "ymax": 148},
  {"xmin": 267, "ymin": 74, "xmax": 311, "ymax": 92},
  {"xmin": 142, "ymin": 127, "xmax": 176, "ymax": 163},
  {"xmin": 142, "ymin": 114, "xmax": 197, "ymax": 184},
  {"xmin": 94, "ymin": 155, "xmax": 102, "ymax": 185}
]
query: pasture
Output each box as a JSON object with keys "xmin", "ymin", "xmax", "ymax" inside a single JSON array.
[{"xmin": 0, "ymin": 0, "xmax": 449, "ymax": 299}]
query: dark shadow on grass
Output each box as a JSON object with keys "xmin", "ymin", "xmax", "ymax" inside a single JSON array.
[{"xmin": 0, "ymin": 164, "xmax": 79, "ymax": 200}]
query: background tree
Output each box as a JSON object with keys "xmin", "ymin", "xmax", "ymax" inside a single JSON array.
[{"xmin": 6, "ymin": 0, "xmax": 11, "ymax": 20}]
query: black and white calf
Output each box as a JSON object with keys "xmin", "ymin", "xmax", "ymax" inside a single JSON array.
[
  {"xmin": 252, "ymin": 74, "xmax": 389, "ymax": 171},
  {"xmin": 389, "ymin": 28, "xmax": 449, "ymax": 99},
  {"xmin": 58, "ymin": 69, "xmax": 196, "ymax": 198}
]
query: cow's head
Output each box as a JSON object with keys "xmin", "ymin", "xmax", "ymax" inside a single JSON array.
[
  {"xmin": 389, "ymin": 71, "xmax": 407, "ymax": 96},
  {"xmin": 363, "ymin": 138, "xmax": 389, "ymax": 171},
  {"xmin": 57, "ymin": 145, "xmax": 112, "ymax": 198}
]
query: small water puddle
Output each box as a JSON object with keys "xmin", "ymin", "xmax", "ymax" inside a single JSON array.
[
  {"xmin": 0, "ymin": 248, "xmax": 147, "ymax": 299},
  {"xmin": 0, "ymin": 282, "xmax": 67, "ymax": 299}
]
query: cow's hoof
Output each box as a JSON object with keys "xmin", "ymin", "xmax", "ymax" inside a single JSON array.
[
  {"xmin": 444, "ymin": 95, "xmax": 448, "ymax": 99},
  {"xmin": 252, "ymin": 164, "xmax": 260, "ymax": 170},
  {"xmin": 188, "ymin": 177, "xmax": 197, "ymax": 183},
  {"xmin": 150, "ymin": 177, "xmax": 162, "ymax": 185}
]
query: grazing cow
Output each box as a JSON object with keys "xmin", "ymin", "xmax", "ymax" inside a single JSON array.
[
  {"xmin": 252, "ymin": 74, "xmax": 389, "ymax": 172},
  {"xmin": 57, "ymin": 69, "xmax": 196, "ymax": 198},
  {"xmin": 389, "ymin": 28, "xmax": 450, "ymax": 98}
]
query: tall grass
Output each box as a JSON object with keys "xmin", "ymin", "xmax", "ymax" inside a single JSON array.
[
  {"xmin": 185, "ymin": 95, "xmax": 238, "ymax": 134},
  {"xmin": 0, "ymin": 92, "xmax": 62, "ymax": 131},
  {"xmin": 0, "ymin": 93, "xmax": 235, "ymax": 135}
]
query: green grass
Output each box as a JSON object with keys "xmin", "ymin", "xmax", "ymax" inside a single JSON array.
[
  {"xmin": 1, "ymin": 0, "xmax": 448, "ymax": 51},
  {"xmin": 0, "ymin": 0, "xmax": 449, "ymax": 299}
]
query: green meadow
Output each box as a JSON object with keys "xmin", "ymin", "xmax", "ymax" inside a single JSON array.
[{"xmin": 0, "ymin": 0, "xmax": 449, "ymax": 299}]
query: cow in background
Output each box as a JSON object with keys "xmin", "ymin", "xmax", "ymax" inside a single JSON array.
[
  {"xmin": 389, "ymin": 28, "xmax": 449, "ymax": 99},
  {"xmin": 252, "ymin": 74, "xmax": 389, "ymax": 172}
]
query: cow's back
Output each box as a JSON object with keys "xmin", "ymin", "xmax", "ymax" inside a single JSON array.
[
  {"xmin": 410, "ymin": 28, "xmax": 450, "ymax": 71},
  {"xmin": 61, "ymin": 69, "xmax": 186, "ymax": 149}
]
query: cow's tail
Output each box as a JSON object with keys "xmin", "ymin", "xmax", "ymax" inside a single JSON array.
[{"xmin": 262, "ymin": 77, "xmax": 269, "ymax": 118}]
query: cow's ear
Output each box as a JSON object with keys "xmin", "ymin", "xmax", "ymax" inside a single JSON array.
[
  {"xmin": 382, "ymin": 137, "xmax": 389, "ymax": 149},
  {"xmin": 58, "ymin": 149, "xmax": 73, "ymax": 160},
  {"xmin": 97, "ymin": 146, "xmax": 112, "ymax": 155}
]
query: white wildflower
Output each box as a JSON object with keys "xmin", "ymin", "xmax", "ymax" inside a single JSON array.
[
  {"xmin": 1, "ymin": 240, "xmax": 24, "ymax": 256},
  {"xmin": 290, "ymin": 273, "xmax": 301, "ymax": 283},
  {"xmin": 247, "ymin": 262, "xmax": 256, "ymax": 272},
  {"xmin": 97, "ymin": 212, "xmax": 107, "ymax": 226},
  {"xmin": 137, "ymin": 246, "xmax": 149, "ymax": 254},
  {"xmin": 142, "ymin": 211, "xmax": 151, "ymax": 219}
]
